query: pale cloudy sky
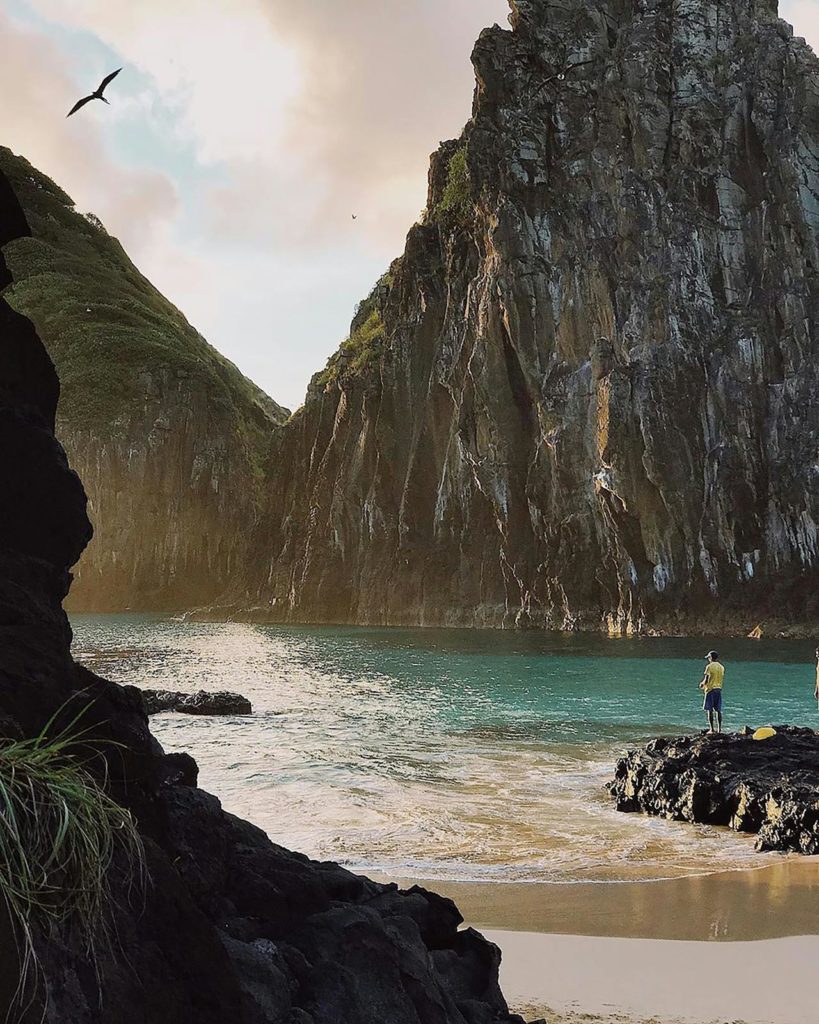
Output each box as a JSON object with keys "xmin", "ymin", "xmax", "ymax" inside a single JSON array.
[{"xmin": 1, "ymin": 0, "xmax": 818, "ymax": 409}]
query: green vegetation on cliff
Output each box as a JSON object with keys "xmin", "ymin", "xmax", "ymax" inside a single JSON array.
[
  {"xmin": 434, "ymin": 145, "xmax": 474, "ymax": 224},
  {"xmin": 0, "ymin": 147, "xmax": 288, "ymax": 436},
  {"xmin": 318, "ymin": 308, "xmax": 386, "ymax": 386},
  {"xmin": 315, "ymin": 275, "xmax": 391, "ymax": 389}
]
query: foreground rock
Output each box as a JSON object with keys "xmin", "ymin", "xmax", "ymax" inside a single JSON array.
[
  {"xmin": 609, "ymin": 728, "xmax": 819, "ymax": 855},
  {"xmin": 0, "ymin": 167, "xmax": 524, "ymax": 1023},
  {"xmin": 142, "ymin": 688, "xmax": 252, "ymax": 716}
]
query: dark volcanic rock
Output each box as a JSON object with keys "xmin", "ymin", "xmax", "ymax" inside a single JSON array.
[
  {"xmin": 212, "ymin": 0, "xmax": 819, "ymax": 636},
  {"xmin": 0, "ymin": 168, "xmax": 524, "ymax": 1024},
  {"xmin": 609, "ymin": 727, "xmax": 819, "ymax": 854},
  {"xmin": 142, "ymin": 688, "xmax": 253, "ymax": 716}
]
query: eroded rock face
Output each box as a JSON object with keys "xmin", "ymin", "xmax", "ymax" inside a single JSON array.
[
  {"xmin": 609, "ymin": 727, "xmax": 819, "ymax": 854},
  {"xmin": 0, "ymin": 167, "xmax": 524, "ymax": 1024},
  {"xmin": 225, "ymin": 0, "xmax": 819, "ymax": 634}
]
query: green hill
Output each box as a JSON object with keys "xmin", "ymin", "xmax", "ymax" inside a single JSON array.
[{"xmin": 0, "ymin": 146, "xmax": 287, "ymax": 610}]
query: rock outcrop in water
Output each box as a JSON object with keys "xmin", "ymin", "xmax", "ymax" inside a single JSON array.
[
  {"xmin": 0, "ymin": 166, "xmax": 525, "ymax": 1024},
  {"xmin": 214, "ymin": 0, "xmax": 819, "ymax": 634},
  {"xmin": 142, "ymin": 688, "xmax": 253, "ymax": 716},
  {"xmin": 609, "ymin": 727, "xmax": 819, "ymax": 854},
  {"xmin": 0, "ymin": 146, "xmax": 288, "ymax": 614}
]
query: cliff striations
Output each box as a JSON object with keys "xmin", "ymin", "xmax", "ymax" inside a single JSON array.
[
  {"xmin": 0, "ymin": 166, "xmax": 525, "ymax": 1023},
  {"xmin": 0, "ymin": 147, "xmax": 288, "ymax": 612},
  {"xmin": 221, "ymin": 0, "xmax": 819, "ymax": 634}
]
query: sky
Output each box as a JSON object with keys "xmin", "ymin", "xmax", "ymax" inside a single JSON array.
[{"xmin": 1, "ymin": 0, "xmax": 818, "ymax": 411}]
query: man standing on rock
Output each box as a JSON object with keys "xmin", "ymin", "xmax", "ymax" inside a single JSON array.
[{"xmin": 699, "ymin": 651, "xmax": 725, "ymax": 734}]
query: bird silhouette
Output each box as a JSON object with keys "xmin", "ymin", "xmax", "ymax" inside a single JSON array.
[
  {"xmin": 66, "ymin": 68, "xmax": 122, "ymax": 118},
  {"xmin": 352, "ymin": 214, "xmax": 357, "ymax": 220}
]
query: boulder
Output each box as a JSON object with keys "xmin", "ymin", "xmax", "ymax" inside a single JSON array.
[
  {"xmin": 609, "ymin": 727, "xmax": 819, "ymax": 855},
  {"xmin": 142, "ymin": 688, "xmax": 253, "ymax": 716}
]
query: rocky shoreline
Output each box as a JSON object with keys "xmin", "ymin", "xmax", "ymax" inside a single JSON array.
[
  {"xmin": 609, "ymin": 728, "xmax": 819, "ymax": 855},
  {"xmin": 192, "ymin": 602, "xmax": 819, "ymax": 641}
]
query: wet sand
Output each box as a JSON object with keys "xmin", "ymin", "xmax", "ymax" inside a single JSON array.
[
  {"xmin": 384, "ymin": 860, "xmax": 819, "ymax": 1022},
  {"xmin": 386, "ymin": 859, "xmax": 819, "ymax": 941}
]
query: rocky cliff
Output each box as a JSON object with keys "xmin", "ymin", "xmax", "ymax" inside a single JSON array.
[
  {"xmin": 220, "ymin": 0, "xmax": 819, "ymax": 634},
  {"xmin": 0, "ymin": 147, "xmax": 288, "ymax": 612},
  {"xmin": 0, "ymin": 165, "xmax": 525, "ymax": 1024}
]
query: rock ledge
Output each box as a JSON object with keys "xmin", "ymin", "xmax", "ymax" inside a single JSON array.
[{"xmin": 609, "ymin": 727, "xmax": 819, "ymax": 855}]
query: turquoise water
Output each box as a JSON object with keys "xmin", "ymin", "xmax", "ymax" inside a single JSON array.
[{"xmin": 70, "ymin": 616, "xmax": 819, "ymax": 883}]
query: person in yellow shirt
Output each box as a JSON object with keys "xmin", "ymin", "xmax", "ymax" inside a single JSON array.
[
  {"xmin": 699, "ymin": 651, "xmax": 725, "ymax": 734},
  {"xmin": 814, "ymin": 647, "xmax": 819, "ymax": 706}
]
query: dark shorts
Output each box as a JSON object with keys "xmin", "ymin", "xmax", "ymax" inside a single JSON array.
[{"xmin": 704, "ymin": 689, "xmax": 723, "ymax": 713}]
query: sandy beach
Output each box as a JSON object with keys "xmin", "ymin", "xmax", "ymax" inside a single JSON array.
[
  {"xmin": 386, "ymin": 860, "xmax": 819, "ymax": 1023},
  {"xmin": 488, "ymin": 931, "xmax": 819, "ymax": 1024}
]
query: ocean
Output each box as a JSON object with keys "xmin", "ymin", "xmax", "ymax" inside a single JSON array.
[{"xmin": 71, "ymin": 615, "xmax": 819, "ymax": 884}]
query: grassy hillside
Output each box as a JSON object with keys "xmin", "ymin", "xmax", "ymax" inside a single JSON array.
[{"xmin": 0, "ymin": 146, "xmax": 287, "ymax": 437}]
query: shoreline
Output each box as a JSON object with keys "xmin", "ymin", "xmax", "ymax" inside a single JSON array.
[
  {"xmin": 384, "ymin": 859, "xmax": 819, "ymax": 941},
  {"xmin": 181, "ymin": 608, "xmax": 819, "ymax": 640},
  {"xmin": 77, "ymin": 608, "xmax": 819, "ymax": 642},
  {"xmin": 388, "ymin": 863, "xmax": 819, "ymax": 1024}
]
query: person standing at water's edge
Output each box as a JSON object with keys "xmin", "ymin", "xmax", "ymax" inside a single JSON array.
[
  {"xmin": 699, "ymin": 651, "xmax": 725, "ymax": 734},
  {"xmin": 814, "ymin": 647, "xmax": 819, "ymax": 707}
]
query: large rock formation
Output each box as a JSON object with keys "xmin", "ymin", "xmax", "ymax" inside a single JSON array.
[
  {"xmin": 609, "ymin": 727, "xmax": 819, "ymax": 854},
  {"xmin": 0, "ymin": 147, "xmax": 288, "ymax": 612},
  {"xmin": 5, "ymin": 0, "xmax": 819, "ymax": 634},
  {"xmin": 218, "ymin": 0, "xmax": 819, "ymax": 634},
  {"xmin": 0, "ymin": 167, "xmax": 524, "ymax": 1024}
]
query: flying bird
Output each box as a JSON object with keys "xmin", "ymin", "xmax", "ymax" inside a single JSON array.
[
  {"xmin": 66, "ymin": 68, "xmax": 122, "ymax": 118},
  {"xmin": 352, "ymin": 214, "xmax": 357, "ymax": 220}
]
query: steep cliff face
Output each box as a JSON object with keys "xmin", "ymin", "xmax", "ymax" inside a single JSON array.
[
  {"xmin": 230, "ymin": 0, "xmax": 819, "ymax": 633},
  {"xmin": 0, "ymin": 147, "xmax": 288, "ymax": 612},
  {"xmin": 0, "ymin": 166, "xmax": 523, "ymax": 1024}
]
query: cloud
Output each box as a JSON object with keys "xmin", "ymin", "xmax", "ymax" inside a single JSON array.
[
  {"xmin": 25, "ymin": 0, "xmax": 303, "ymax": 161},
  {"xmin": 23, "ymin": 0, "xmax": 507, "ymax": 251},
  {"xmin": 259, "ymin": 0, "xmax": 509, "ymax": 247},
  {"xmin": 0, "ymin": 8, "xmax": 178, "ymax": 253}
]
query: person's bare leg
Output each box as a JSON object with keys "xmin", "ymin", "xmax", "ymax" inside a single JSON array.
[{"xmin": 716, "ymin": 710, "xmax": 723, "ymax": 734}]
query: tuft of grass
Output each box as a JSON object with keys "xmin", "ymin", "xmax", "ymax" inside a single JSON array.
[{"xmin": 0, "ymin": 716, "xmax": 144, "ymax": 1019}]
